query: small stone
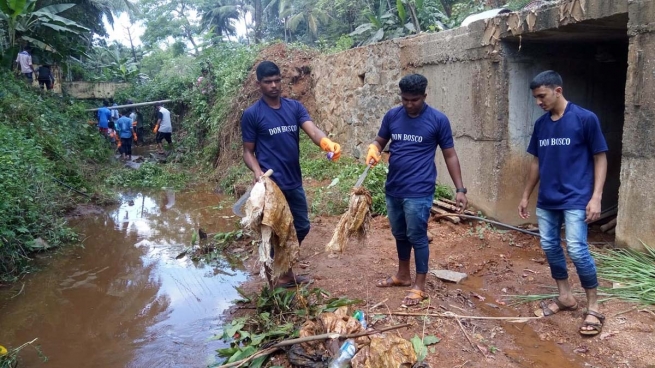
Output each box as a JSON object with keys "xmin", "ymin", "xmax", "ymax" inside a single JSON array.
[{"xmin": 429, "ymin": 269, "xmax": 468, "ymax": 283}]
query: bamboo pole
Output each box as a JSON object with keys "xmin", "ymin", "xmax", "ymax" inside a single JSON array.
[{"xmin": 85, "ymin": 99, "xmax": 174, "ymax": 112}]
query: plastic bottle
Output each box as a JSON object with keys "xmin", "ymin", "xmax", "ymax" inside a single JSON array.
[
  {"xmin": 328, "ymin": 338, "xmax": 357, "ymax": 368},
  {"xmin": 353, "ymin": 310, "xmax": 367, "ymax": 329}
]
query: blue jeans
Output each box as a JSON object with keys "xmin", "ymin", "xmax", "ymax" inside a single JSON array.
[
  {"xmin": 281, "ymin": 186, "xmax": 310, "ymax": 243},
  {"xmin": 536, "ymin": 208, "xmax": 598, "ymax": 289},
  {"xmin": 386, "ymin": 194, "xmax": 433, "ymax": 274}
]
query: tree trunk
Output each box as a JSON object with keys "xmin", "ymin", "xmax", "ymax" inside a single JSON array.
[
  {"xmin": 407, "ymin": 2, "xmax": 421, "ymax": 32},
  {"xmin": 125, "ymin": 26, "xmax": 138, "ymax": 63},
  {"xmin": 254, "ymin": 0, "xmax": 263, "ymax": 43},
  {"xmin": 439, "ymin": 0, "xmax": 452, "ymax": 17}
]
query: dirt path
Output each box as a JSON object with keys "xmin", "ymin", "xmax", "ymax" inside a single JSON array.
[{"xmin": 232, "ymin": 214, "xmax": 655, "ymax": 367}]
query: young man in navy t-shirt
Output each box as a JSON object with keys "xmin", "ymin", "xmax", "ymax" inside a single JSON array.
[
  {"xmin": 366, "ymin": 74, "xmax": 468, "ymax": 307},
  {"xmin": 518, "ymin": 70, "xmax": 608, "ymax": 336},
  {"xmin": 241, "ymin": 61, "xmax": 342, "ymax": 288}
]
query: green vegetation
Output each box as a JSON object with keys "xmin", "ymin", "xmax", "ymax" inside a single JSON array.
[
  {"xmin": 216, "ymin": 285, "xmax": 361, "ymax": 366},
  {"xmin": 104, "ymin": 162, "xmax": 187, "ymax": 188},
  {"xmin": 594, "ymin": 242, "xmax": 655, "ymax": 305},
  {"xmin": 0, "ymin": 71, "xmax": 111, "ymax": 281}
]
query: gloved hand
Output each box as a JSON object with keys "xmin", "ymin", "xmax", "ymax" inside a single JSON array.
[
  {"xmin": 320, "ymin": 137, "xmax": 341, "ymax": 161},
  {"xmin": 132, "ymin": 132, "xmax": 137, "ymax": 141},
  {"xmin": 366, "ymin": 144, "xmax": 381, "ymax": 166},
  {"xmin": 153, "ymin": 123, "xmax": 159, "ymax": 133}
]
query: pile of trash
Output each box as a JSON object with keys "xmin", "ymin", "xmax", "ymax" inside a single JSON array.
[
  {"xmin": 240, "ymin": 176, "xmax": 299, "ymax": 279},
  {"xmin": 325, "ymin": 187, "xmax": 372, "ymax": 253},
  {"xmin": 289, "ymin": 307, "xmax": 416, "ymax": 368}
]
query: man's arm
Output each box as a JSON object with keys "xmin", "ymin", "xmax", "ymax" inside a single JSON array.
[
  {"xmin": 518, "ymin": 156, "xmax": 540, "ymax": 219},
  {"xmin": 300, "ymin": 120, "xmax": 327, "ymax": 145},
  {"xmin": 301, "ymin": 120, "xmax": 341, "ymax": 160},
  {"xmin": 442, "ymin": 147, "xmax": 468, "ymax": 211},
  {"xmin": 586, "ymin": 152, "xmax": 607, "ymax": 223},
  {"xmin": 243, "ymin": 142, "xmax": 263, "ymax": 182}
]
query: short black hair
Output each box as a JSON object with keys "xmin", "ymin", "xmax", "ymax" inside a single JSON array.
[
  {"xmin": 530, "ymin": 70, "xmax": 563, "ymax": 90},
  {"xmin": 102, "ymin": 99, "xmax": 109, "ymax": 107},
  {"xmin": 399, "ymin": 74, "xmax": 428, "ymax": 95},
  {"xmin": 256, "ymin": 61, "xmax": 280, "ymax": 81}
]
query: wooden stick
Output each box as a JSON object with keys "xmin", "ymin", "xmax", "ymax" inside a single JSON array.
[
  {"xmin": 600, "ymin": 218, "xmax": 617, "ymax": 233},
  {"xmin": 430, "ymin": 207, "xmax": 460, "ymax": 223},
  {"xmin": 216, "ymin": 323, "xmax": 411, "ymax": 368},
  {"xmin": 454, "ymin": 315, "xmax": 488, "ymax": 358},
  {"xmin": 369, "ymin": 298, "xmax": 389, "ymax": 310},
  {"xmin": 433, "ymin": 200, "xmax": 476, "ymax": 216},
  {"xmin": 372, "ymin": 311, "xmax": 541, "ymax": 322}
]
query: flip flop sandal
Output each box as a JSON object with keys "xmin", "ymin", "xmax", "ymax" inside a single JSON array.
[
  {"xmin": 376, "ymin": 275, "xmax": 412, "ymax": 288},
  {"xmin": 534, "ymin": 298, "xmax": 579, "ymax": 317},
  {"xmin": 401, "ymin": 289, "xmax": 429, "ymax": 307},
  {"xmin": 275, "ymin": 276, "xmax": 313, "ymax": 289},
  {"xmin": 579, "ymin": 310, "xmax": 605, "ymax": 336}
]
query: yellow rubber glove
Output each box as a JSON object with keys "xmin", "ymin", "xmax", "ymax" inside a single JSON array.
[
  {"xmin": 319, "ymin": 137, "xmax": 341, "ymax": 161},
  {"xmin": 366, "ymin": 144, "xmax": 381, "ymax": 166}
]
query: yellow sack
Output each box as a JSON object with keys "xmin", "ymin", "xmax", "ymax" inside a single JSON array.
[{"xmin": 241, "ymin": 176, "xmax": 299, "ymax": 279}]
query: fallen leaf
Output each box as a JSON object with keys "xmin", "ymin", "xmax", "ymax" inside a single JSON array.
[{"xmin": 600, "ymin": 331, "xmax": 619, "ymax": 340}]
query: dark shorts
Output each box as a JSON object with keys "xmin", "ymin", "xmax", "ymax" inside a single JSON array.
[
  {"xmin": 38, "ymin": 79, "xmax": 53, "ymax": 90},
  {"xmin": 23, "ymin": 72, "xmax": 33, "ymax": 81},
  {"xmin": 156, "ymin": 132, "xmax": 172, "ymax": 144}
]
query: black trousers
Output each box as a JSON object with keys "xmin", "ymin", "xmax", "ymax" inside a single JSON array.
[{"xmin": 120, "ymin": 138, "xmax": 132, "ymax": 156}]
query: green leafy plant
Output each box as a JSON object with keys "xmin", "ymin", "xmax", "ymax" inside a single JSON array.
[{"xmin": 215, "ymin": 286, "xmax": 362, "ymax": 366}]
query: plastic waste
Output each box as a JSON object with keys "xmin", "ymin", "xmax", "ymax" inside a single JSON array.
[
  {"xmin": 328, "ymin": 339, "xmax": 357, "ymax": 368},
  {"xmin": 327, "ymin": 151, "xmax": 334, "ymax": 160},
  {"xmin": 353, "ymin": 310, "xmax": 367, "ymax": 329}
]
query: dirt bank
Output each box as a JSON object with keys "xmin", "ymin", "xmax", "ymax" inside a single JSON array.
[
  {"xmin": 229, "ymin": 215, "xmax": 655, "ymax": 367},
  {"xmin": 215, "ymin": 43, "xmax": 317, "ymax": 171}
]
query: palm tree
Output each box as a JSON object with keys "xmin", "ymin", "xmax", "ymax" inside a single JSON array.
[
  {"xmin": 199, "ymin": 0, "xmax": 239, "ymax": 40},
  {"xmin": 280, "ymin": 0, "xmax": 329, "ymax": 41}
]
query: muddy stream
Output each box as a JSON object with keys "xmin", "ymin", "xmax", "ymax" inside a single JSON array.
[{"xmin": 0, "ymin": 190, "xmax": 244, "ymax": 367}]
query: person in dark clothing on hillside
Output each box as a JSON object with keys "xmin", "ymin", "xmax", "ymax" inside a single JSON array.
[{"xmin": 37, "ymin": 64, "xmax": 54, "ymax": 90}]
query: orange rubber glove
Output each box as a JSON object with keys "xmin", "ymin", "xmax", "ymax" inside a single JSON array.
[
  {"xmin": 132, "ymin": 132, "xmax": 137, "ymax": 141},
  {"xmin": 319, "ymin": 137, "xmax": 341, "ymax": 161},
  {"xmin": 366, "ymin": 144, "xmax": 381, "ymax": 166},
  {"xmin": 153, "ymin": 123, "xmax": 159, "ymax": 133}
]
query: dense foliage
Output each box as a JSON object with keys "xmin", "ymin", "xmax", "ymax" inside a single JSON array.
[{"xmin": 0, "ymin": 71, "xmax": 111, "ymax": 281}]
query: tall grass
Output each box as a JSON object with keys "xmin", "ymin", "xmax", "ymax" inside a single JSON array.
[{"xmin": 593, "ymin": 242, "xmax": 655, "ymax": 305}]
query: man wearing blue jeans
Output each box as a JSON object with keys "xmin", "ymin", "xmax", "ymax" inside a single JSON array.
[
  {"xmin": 518, "ymin": 70, "xmax": 608, "ymax": 336},
  {"xmin": 241, "ymin": 61, "xmax": 342, "ymax": 288},
  {"xmin": 367, "ymin": 74, "xmax": 468, "ymax": 306}
]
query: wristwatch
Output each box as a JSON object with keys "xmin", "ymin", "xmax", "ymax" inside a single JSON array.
[{"xmin": 456, "ymin": 187, "xmax": 467, "ymax": 194}]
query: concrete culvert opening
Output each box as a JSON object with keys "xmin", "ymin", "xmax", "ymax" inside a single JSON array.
[{"xmin": 503, "ymin": 13, "xmax": 629, "ymax": 213}]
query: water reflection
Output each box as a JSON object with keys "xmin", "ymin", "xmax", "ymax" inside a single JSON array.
[{"xmin": 0, "ymin": 190, "xmax": 246, "ymax": 368}]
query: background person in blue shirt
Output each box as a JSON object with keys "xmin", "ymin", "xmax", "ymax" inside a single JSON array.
[
  {"xmin": 367, "ymin": 74, "xmax": 468, "ymax": 307},
  {"xmin": 116, "ymin": 110, "xmax": 135, "ymax": 161},
  {"xmin": 518, "ymin": 70, "xmax": 608, "ymax": 336},
  {"xmin": 241, "ymin": 61, "xmax": 342, "ymax": 289},
  {"xmin": 97, "ymin": 100, "xmax": 112, "ymax": 136}
]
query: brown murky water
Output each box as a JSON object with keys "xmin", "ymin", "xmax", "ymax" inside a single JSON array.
[{"xmin": 0, "ymin": 190, "xmax": 246, "ymax": 367}]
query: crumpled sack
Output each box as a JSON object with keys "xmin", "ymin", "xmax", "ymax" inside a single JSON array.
[
  {"xmin": 291, "ymin": 307, "xmax": 417, "ymax": 368},
  {"xmin": 325, "ymin": 187, "xmax": 372, "ymax": 253},
  {"xmin": 351, "ymin": 334, "xmax": 417, "ymax": 368},
  {"xmin": 240, "ymin": 176, "xmax": 299, "ymax": 278}
]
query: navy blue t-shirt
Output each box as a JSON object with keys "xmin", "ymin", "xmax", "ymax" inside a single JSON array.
[
  {"xmin": 241, "ymin": 98, "xmax": 311, "ymax": 190},
  {"xmin": 527, "ymin": 102, "xmax": 608, "ymax": 210},
  {"xmin": 378, "ymin": 104, "xmax": 454, "ymax": 198}
]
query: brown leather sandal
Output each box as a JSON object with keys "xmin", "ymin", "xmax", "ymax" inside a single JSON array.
[
  {"xmin": 579, "ymin": 310, "xmax": 605, "ymax": 336},
  {"xmin": 534, "ymin": 298, "xmax": 579, "ymax": 317}
]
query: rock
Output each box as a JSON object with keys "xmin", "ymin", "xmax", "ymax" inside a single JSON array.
[{"xmin": 429, "ymin": 269, "xmax": 468, "ymax": 283}]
